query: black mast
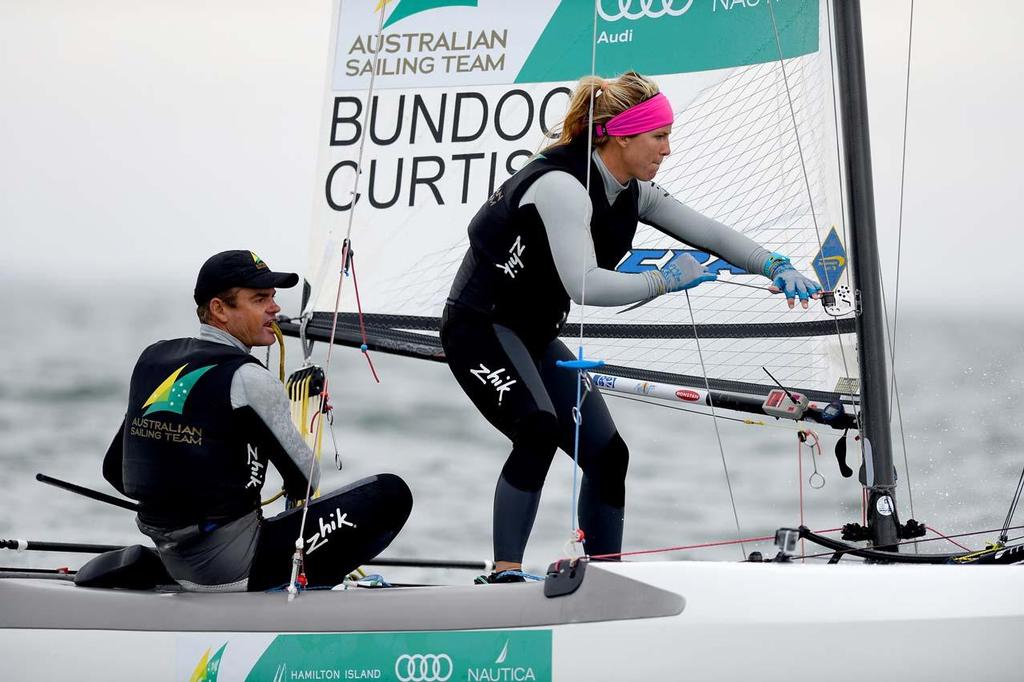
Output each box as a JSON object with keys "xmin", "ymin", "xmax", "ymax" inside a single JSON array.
[{"xmin": 832, "ymin": 0, "xmax": 900, "ymax": 548}]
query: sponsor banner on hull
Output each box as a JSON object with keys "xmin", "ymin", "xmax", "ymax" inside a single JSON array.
[{"xmin": 178, "ymin": 630, "xmax": 551, "ymax": 681}]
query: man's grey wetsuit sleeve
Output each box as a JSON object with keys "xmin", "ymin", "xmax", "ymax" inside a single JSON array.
[
  {"xmin": 232, "ymin": 365, "xmax": 320, "ymax": 497},
  {"xmin": 637, "ymin": 180, "xmax": 771, "ymax": 275},
  {"xmin": 524, "ymin": 172, "xmax": 772, "ymax": 306}
]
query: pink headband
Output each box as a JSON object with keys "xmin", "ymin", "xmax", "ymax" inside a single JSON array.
[{"xmin": 594, "ymin": 92, "xmax": 674, "ymax": 137}]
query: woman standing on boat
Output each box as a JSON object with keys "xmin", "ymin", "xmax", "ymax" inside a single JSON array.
[{"xmin": 440, "ymin": 72, "xmax": 820, "ymax": 583}]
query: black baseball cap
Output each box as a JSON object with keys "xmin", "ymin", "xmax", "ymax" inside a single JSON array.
[{"xmin": 193, "ymin": 250, "xmax": 299, "ymax": 305}]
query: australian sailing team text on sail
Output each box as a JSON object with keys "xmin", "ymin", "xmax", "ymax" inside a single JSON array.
[{"xmin": 346, "ymin": 30, "xmax": 508, "ymax": 76}]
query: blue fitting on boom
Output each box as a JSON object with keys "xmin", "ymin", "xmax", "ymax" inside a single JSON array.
[
  {"xmin": 360, "ymin": 344, "xmax": 368, "ymax": 352},
  {"xmin": 556, "ymin": 346, "xmax": 604, "ymax": 371},
  {"xmin": 556, "ymin": 359, "xmax": 605, "ymax": 370}
]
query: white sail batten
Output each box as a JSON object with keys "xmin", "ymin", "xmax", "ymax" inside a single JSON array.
[{"xmin": 306, "ymin": 0, "xmax": 857, "ymax": 399}]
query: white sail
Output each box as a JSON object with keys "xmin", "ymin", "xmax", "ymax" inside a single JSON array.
[{"xmin": 307, "ymin": 0, "xmax": 857, "ymax": 399}]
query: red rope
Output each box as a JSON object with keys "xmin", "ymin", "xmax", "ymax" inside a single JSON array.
[
  {"xmin": 797, "ymin": 433, "xmax": 806, "ymax": 562},
  {"xmin": 589, "ymin": 527, "xmax": 843, "ymax": 560},
  {"xmin": 309, "ymin": 395, "xmax": 332, "ymax": 433},
  {"xmin": 926, "ymin": 525, "xmax": 971, "ymax": 552},
  {"xmin": 348, "ymin": 252, "xmax": 380, "ymax": 383}
]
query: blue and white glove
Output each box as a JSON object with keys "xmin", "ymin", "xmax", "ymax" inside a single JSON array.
[
  {"xmin": 762, "ymin": 253, "xmax": 822, "ymax": 304},
  {"xmin": 654, "ymin": 253, "xmax": 717, "ymax": 294}
]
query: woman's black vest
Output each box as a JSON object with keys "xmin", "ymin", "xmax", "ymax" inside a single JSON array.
[
  {"xmin": 121, "ymin": 338, "xmax": 273, "ymax": 528},
  {"xmin": 447, "ymin": 138, "xmax": 640, "ymax": 342}
]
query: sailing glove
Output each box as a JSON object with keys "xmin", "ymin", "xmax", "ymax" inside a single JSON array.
[
  {"xmin": 763, "ymin": 253, "xmax": 821, "ymax": 302},
  {"xmin": 654, "ymin": 253, "xmax": 717, "ymax": 294}
]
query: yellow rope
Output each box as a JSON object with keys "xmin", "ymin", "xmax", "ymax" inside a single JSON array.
[
  {"xmin": 299, "ymin": 376, "xmax": 310, "ymax": 442},
  {"xmin": 271, "ymin": 321, "xmax": 285, "ymax": 382},
  {"xmin": 261, "ymin": 488, "xmax": 286, "ymax": 507},
  {"xmin": 952, "ymin": 541, "xmax": 1004, "ymax": 564}
]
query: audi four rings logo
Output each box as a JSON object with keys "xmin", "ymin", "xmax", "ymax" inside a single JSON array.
[
  {"xmin": 598, "ymin": 0, "xmax": 694, "ymax": 22},
  {"xmin": 395, "ymin": 654, "xmax": 453, "ymax": 682}
]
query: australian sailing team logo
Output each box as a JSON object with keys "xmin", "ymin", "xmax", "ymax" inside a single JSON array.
[
  {"xmin": 375, "ymin": 0, "xmax": 700, "ymax": 26},
  {"xmin": 131, "ymin": 363, "xmax": 213, "ymax": 445},
  {"xmin": 142, "ymin": 363, "xmax": 215, "ymax": 416},
  {"xmin": 379, "ymin": 0, "xmax": 479, "ymax": 28},
  {"xmin": 251, "ymin": 250, "xmax": 269, "ymax": 270},
  {"xmin": 189, "ymin": 643, "xmax": 227, "ymax": 682}
]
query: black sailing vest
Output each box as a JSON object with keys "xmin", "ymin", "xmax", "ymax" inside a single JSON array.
[
  {"xmin": 447, "ymin": 138, "xmax": 640, "ymax": 342},
  {"xmin": 121, "ymin": 338, "xmax": 274, "ymax": 528}
]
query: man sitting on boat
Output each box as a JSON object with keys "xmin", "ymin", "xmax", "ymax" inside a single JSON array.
[{"xmin": 102, "ymin": 250, "xmax": 412, "ymax": 591}]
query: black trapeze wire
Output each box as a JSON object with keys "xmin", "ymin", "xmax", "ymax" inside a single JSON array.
[
  {"xmin": 1000, "ymin": 464, "xmax": 1024, "ymax": 544},
  {"xmin": 877, "ymin": 0, "xmax": 917, "ymax": 526},
  {"xmin": 685, "ymin": 289, "xmax": 747, "ymax": 559}
]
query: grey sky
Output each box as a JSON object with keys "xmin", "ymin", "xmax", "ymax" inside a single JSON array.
[{"xmin": 1, "ymin": 1, "xmax": 1021, "ymax": 310}]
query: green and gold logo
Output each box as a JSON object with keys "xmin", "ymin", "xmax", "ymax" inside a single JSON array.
[
  {"xmin": 142, "ymin": 363, "xmax": 215, "ymax": 416},
  {"xmin": 250, "ymin": 251, "xmax": 268, "ymax": 270},
  {"xmin": 189, "ymin": 643, "xmax": 226, "ymax": 682},
  {"xmin": 378, "ymin": 0, "xmax": 478, "ymax": 29}
]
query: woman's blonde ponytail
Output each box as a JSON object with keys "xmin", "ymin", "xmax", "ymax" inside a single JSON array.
[{"xmin": 547, "ymin": 71, "xmax": 660, "ymax": 148}]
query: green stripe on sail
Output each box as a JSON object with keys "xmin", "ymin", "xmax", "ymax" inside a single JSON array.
[
  {"xmin": 516, "ymin": 0, "xmax": 819, "ymax": 83},
  {"xmin": 382, "ymin": 0, "xmax": 478, "ymax": 29}
]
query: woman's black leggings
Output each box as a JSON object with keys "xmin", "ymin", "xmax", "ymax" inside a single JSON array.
[{"xmin": 441, "ymin": 305, "xmax": 628, "ymax": 563}]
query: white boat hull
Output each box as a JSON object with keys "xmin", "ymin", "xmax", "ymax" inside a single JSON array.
[{"xmin": 2, "ymin": 560, "xmax": 1022, "ymax": 681}]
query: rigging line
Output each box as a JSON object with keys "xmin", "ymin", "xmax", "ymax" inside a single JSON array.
[
  {"xmin": 567, "ymin": 0, "xmax": 601, "ymax": 542},
  {"xmin": 874, "ymin": 1, "xmax": 917, "ymax": 528},
  {"xmin": 794, "ymin": 528, "xmax": 1024, "ymax": 563},
  {"xmin": 1000, "ymin": 462, "xmax": 1024, "ymax": 543},
  {"xmin": 686, "ymin": 289, "xmax": 746, "ymax": 559},
  {"xmin": 578, "ymin": 0, "xmax": 599, "ymax": 332},
  {"xmin": 924, "ymin": 525, "xmax": 971, "ymax": 553},
  {"xmin": 292, "ymin": 2, "xmax": 389, "ymax": 583},
  {"xmin": 768, "ymin": 0, "xmax": 852, "ymax": 357},
  {"xmin": 774, "ymin": 0, "xmax": 864, "ymax": 466},
  {"xmin": 880, "ymin": 286, "xmax": 915, "ymax": 523},
  {"xmin": 818, "ymin": 8, "xmax": 864, "ymax": 402},
  {"xmin": 890, "ymin": 0, "xmax": 914, "ymax": 409},
  {"xmin": 824, "ymin": 2, "xmax": 852, "ymax": 286},
  {"xmin": 589, "ymin": 526, "xmax": 844, "ymax": 560},
  {"xmin": 717, "ymin": 279, "xmax": 775, "ymax": 293}
]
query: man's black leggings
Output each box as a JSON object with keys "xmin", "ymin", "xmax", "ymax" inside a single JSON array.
[
  {"xmin": 441, "ymin": 305, "xmax": 629, "ymax": 564},
  {"xmin": 247, "ymin": 473, "xmax": 412, "ymax": 591}
]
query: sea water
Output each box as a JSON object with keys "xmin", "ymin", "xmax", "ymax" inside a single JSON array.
[{"xmin": 1, "ymin": 276, "xmax": 1021, "ymax": 583}]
